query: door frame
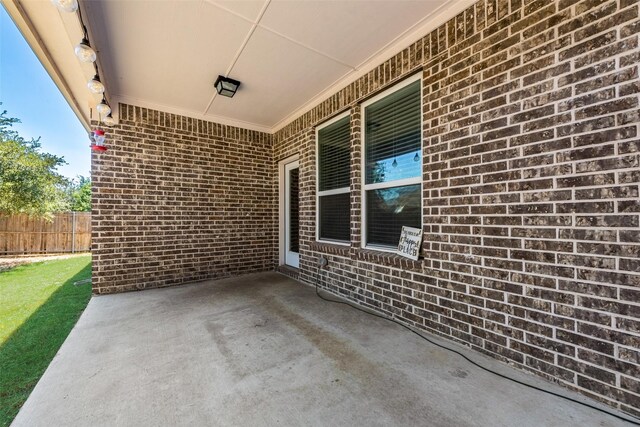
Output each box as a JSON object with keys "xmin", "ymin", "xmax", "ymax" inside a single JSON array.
[{"xmin": 279, "ymin": 155, "xmax": 299, "ymax": 268}]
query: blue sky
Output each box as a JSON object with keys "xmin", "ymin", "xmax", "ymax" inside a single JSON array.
[{"xmin": 1, "ymin": 6, "xmax": 90, "ymax": 179}]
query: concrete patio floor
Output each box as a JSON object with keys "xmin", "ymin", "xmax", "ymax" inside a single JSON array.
[{"xmin": 12, "ymin": 272, "xmax": 635, "ymax": 427}]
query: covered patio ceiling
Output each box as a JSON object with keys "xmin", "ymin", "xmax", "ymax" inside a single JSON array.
[{"xmin": 3, "ymin": 0, "xmax": 475, "ymax": 132}]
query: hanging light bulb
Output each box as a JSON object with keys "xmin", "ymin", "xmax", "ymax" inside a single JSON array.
[
  {"xmin": 392, "ymin": 158, "xmax": 398, "ymax": 168},
  {"xmin": 414, "ymin": 152, "xmax": 420, "ymax": 162},
  {"xmin": 96, "ymin": 97, "xmax": 111, "ymax": 118},
  {"xmin": 87, "ymin": 74, "xmax": 105, "ymax": 94},
  {"xmin": 75, "ymin": 38, "xmax": 96, "ymax": 63},
  {"xmin": 51, "ymin": 0, "xmax": 78, "ymax": 12},
  {"xmin": 103, "ymin": 113, "xmax": 116, "ymax": 127}
]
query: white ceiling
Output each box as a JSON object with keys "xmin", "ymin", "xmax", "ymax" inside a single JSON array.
[
  {"xmin": 81, "ymin": 0, "xmax": 476, "ymax": 132},
  {"xmin": 5, "ymin": 0, "xmax": 474, "ymax": 133}
]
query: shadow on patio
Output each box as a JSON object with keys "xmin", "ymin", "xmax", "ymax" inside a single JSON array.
[{"xmin": 11, "ymin": 272, "xmax": 634, "ymax": 426}]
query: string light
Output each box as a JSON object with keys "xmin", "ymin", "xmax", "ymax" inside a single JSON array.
[
  {"xmin": 96, "ymin": 97, "xmax": 111, "ymax": 118},
  {"xmin": 87, "ymin": 74, "xmax": 105, "ymax": 94},
  {"xmin": 75, "ymin": 37, "xmax": 96, "ymax": 63},
  {"xmin": 103, "ymin": 113, "xmax": 116, "ymax": 127},
  {"xmin": 56, "ymin": 0, "xmax": 112, "ymax": 151}
]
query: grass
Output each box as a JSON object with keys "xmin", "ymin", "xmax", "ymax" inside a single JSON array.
[{"xmin": 0, "ymin": 255, "xmax": 92, "ymax": 427}]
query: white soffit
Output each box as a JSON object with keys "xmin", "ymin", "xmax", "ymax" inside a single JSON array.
[
  {"xmin": 7, "ymin": 0, "xmax": 476, "ymax": 133},
  {"xmin": 89, "ymin": 0, "xmax": 477, "ymax": 132}
]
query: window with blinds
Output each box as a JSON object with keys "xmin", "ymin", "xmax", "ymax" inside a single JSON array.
[
  {"xmin": 363, "ymin": 76, "xmax": 422, "ymax": 249},
  {"xmin": 317, "ymin": 114, "xmax": 350, "ymax": 243}
]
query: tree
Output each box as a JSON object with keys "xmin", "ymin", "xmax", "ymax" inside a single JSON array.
[
  {"xmin": 66, "ymin": 176, "xmax": 91, "ymax": 212},
  {"xmin": 0, "ymin": 108, "xmax": 69, "ymax": 217}
]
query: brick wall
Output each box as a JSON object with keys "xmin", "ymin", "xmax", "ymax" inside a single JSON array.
[
  {"xmin": 92, "ymin": 104, "xmax": 275, "ymax": 293},
  {"xmin": 273, "ymin": 0, "xmax": 640, "ymax": 416}
]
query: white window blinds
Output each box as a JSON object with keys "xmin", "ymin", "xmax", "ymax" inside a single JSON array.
[{"xmin": 317, "ymin": 115, "xmax": 350, "ymax": 243}]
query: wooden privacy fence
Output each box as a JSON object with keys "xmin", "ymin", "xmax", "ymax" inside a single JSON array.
[{"xmin": 0, "ymin": 212, "xmax": 91, "ymax": 255}]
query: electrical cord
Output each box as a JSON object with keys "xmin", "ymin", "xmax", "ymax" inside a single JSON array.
[{"xmin": 313, "ymin": 263, "xmax": 640, "ymax": 426}]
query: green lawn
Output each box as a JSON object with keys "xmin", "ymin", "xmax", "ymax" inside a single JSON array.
[{"xmin": 0, "ymin": 255, "xmax": 92, "ymax": 427}]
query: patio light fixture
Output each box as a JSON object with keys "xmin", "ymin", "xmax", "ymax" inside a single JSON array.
[
  {"xmin": 214, "ymin": 75, "xmax": 241, "ymax": 98},
  {"xmin": 87, "ymin": 74, "xmax": 105, "ymax": 94},
  {"xmin": 51, "ymin": 0, "xmax": 78, "ymax": 12},
  {"xmin": 75, "ymin": 37, "xmax": 96, "ymax": 63}
]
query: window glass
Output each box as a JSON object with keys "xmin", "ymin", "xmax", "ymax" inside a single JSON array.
[
  {"xmin": 319, "ymin": 116, "xmax": 350, "ymax": 191},
  {"xmin": 319, "ymin": 192, "xmax": 350, "ymax": 242},
  {"xmin": 317, "ymin": 115, "xmax": 350, "ymax": 243},
  {"xmin": 365, "ymin": 80, "xmax": 421, "ymax": 184},
  {"xmin": 363, "ymin": 77, "xmax": 422, "ymax": 249},
  {"xmin": 366, "ymin": 185, "xmax": 421, "ymax": 247}
]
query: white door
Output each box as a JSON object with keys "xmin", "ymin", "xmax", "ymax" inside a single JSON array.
[{"xmin": 284, "ymin": 160, "xmax": 300, "ymax": 268}]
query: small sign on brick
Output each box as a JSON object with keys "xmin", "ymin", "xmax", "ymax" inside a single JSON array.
[{"xmin": 397, "ymin": 226, "xmax": 422, "ymax": 260}]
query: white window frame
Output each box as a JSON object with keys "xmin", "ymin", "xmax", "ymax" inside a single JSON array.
[
  {"xmin": 279, "ymin": 155, "xmax": 299, "ymax": 267},
  {"xmin": 361, "ymin": 73, "xmax": 423, "ymax": 252},
  {"xmin": 316, "ymin": 111, "xmax": 351, "ymax": 246}
]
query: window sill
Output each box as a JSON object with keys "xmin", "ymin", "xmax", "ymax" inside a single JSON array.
[
  {"xmin": 356, "ymin": 248, "xmax": 423, "ymax": 271},
  {"xmin": 309, "ymin": 241, "xmax": 351, "ymax": 257},
  {"xmin": 308, "ymin": 241, "xmax": 423, "ymax": 271},
  {"xmin": 317, "ymin": 239, "xmax": 350, "ymax": 247}
]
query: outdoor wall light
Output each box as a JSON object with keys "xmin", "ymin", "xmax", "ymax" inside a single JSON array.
[
  {"xmin": 96, "ymin": 97, "xmax": 111, "ymax": 118},
  {"xmin": 75, "ymin": 37, "xmax": 96, "ymax": 63},
  {"xmin": 51, "ymin": 0, "xmax": 78, "ymax": 12},
  {"xmin": 87, "ymin": 74, "xmax": 105, "ymax": 94},
  {"xmin": 214, "ymin": 75, "xmax": 241, "ymax": 98}
]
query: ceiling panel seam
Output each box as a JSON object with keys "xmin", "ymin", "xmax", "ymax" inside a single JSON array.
[
  {"xmin": 205, "ymin": 0, "xmax": 353, "ymax": 70},
  {"xmin": 205, "ymin": 0, "xmax": 255, "ymax": 24},
  {"xmin": 257, "ymin": 24, "xmax": 356, "ymax": 71}
]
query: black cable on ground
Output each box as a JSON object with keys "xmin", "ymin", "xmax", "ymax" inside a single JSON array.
[{"xmin": 313, "ymin": 264, "xmax": 640, "ymax": 426}]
